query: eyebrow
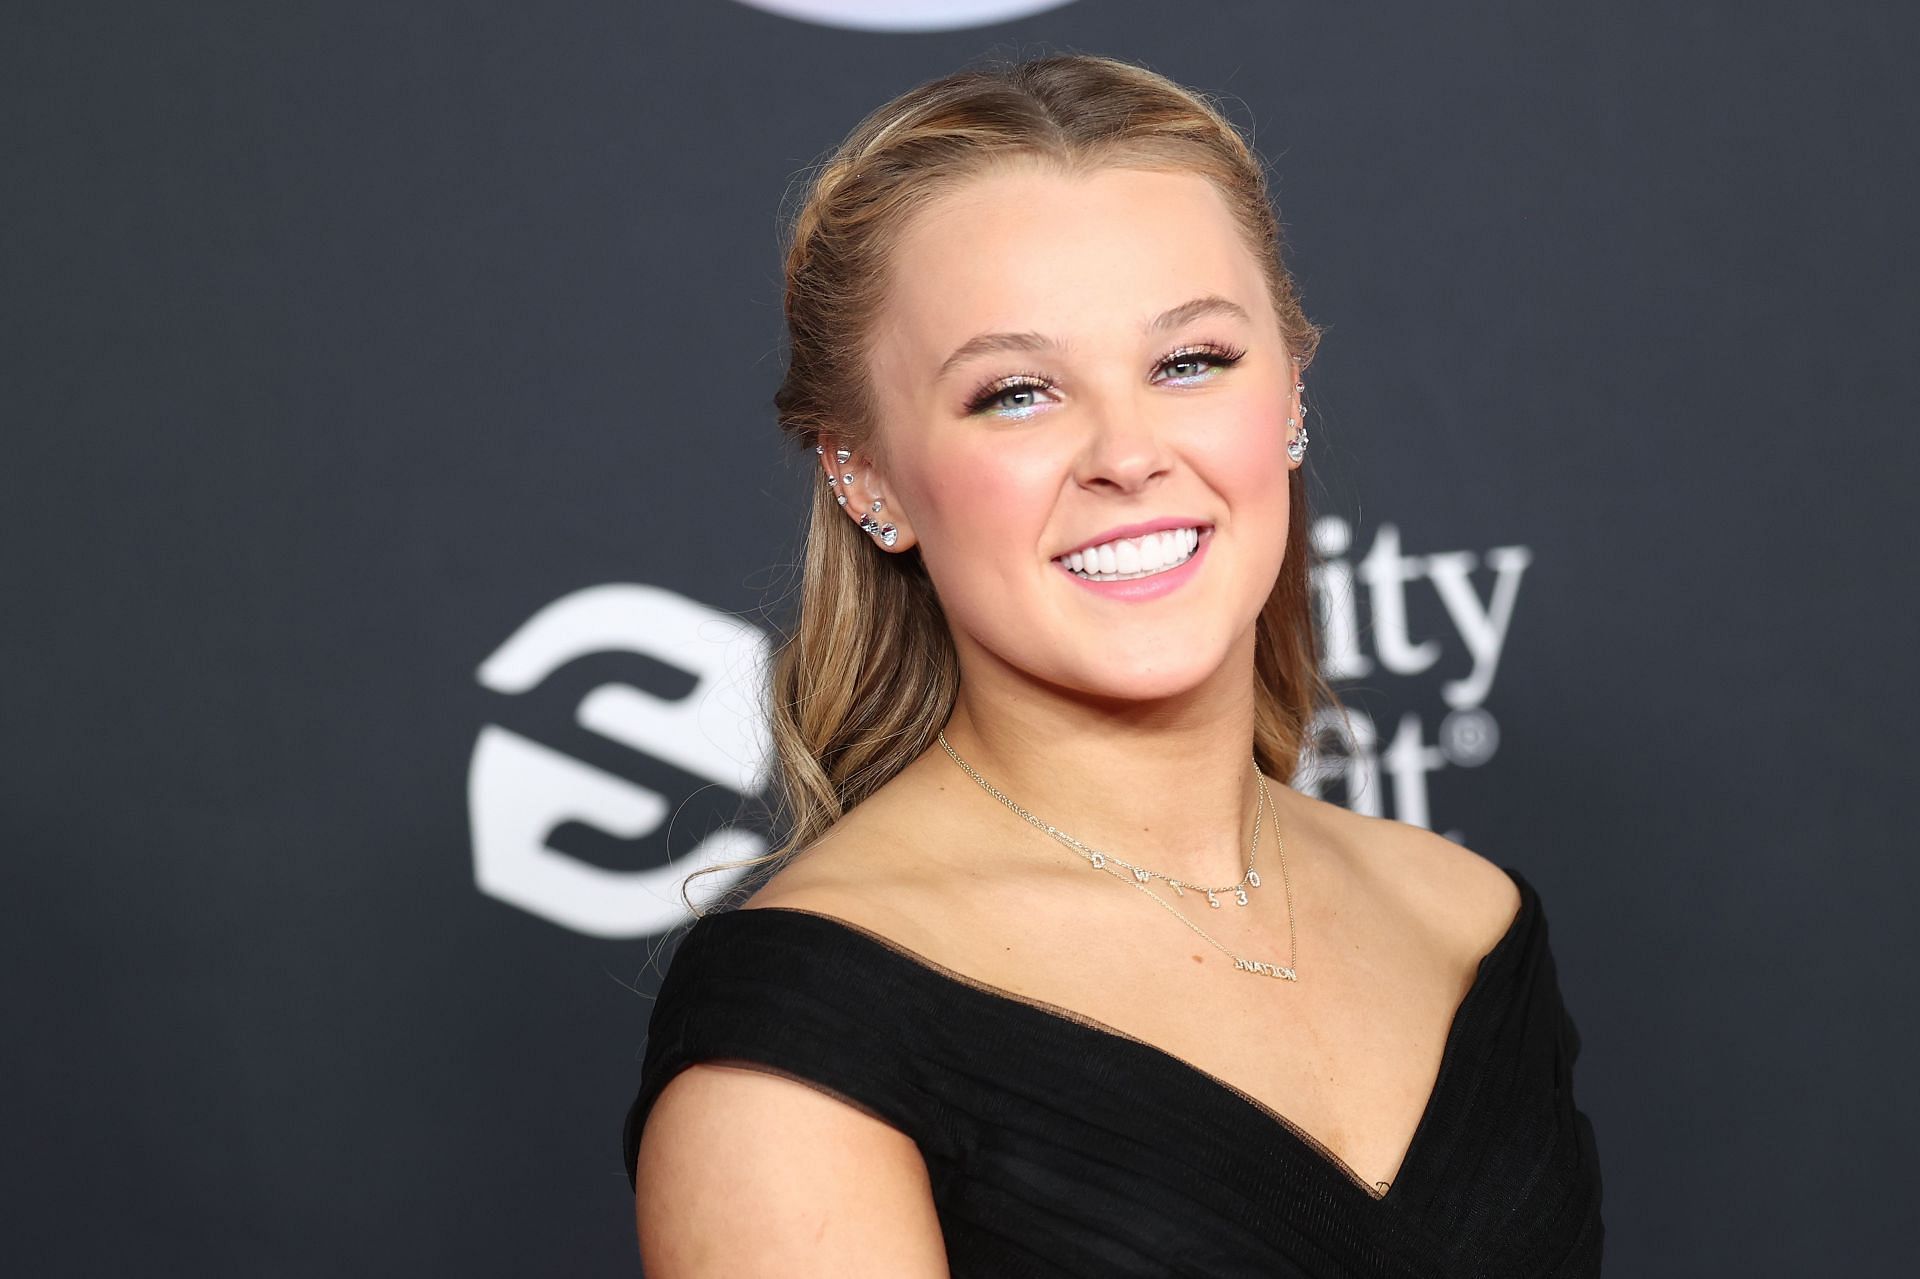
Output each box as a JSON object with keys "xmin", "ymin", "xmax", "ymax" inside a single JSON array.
[{"xmin": 934, "ymin": 294, "xmax": 1253, "ymax": 381}]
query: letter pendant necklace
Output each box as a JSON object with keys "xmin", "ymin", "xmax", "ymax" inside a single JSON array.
[{"xmin": 936, "ymin": 731, "xmax": 1300, "ymax": 981}]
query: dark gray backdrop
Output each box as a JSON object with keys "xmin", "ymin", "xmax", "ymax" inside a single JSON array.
[{"xmin": 7, "ymin": 1, "xmax": 1915, "ymax": 1274}]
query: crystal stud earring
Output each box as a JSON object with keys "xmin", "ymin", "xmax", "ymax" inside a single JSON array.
[
  {"xmin": 834, "ymin": 448, "xmax": 852, "ymax": 465},
  {"xmin": 857, "ymin": 513, "xmax": 900, "ymax": 548}
]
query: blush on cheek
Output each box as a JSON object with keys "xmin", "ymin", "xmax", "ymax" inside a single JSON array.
[
  {"xmin": 1202, "ymin": 400, "xmax": 1294, "ymax": 577},
  {"xmin": 913, "ymin": 442, "xmax": 1054, "ymax": 579},
  {"xmin": 1215, "ymin": 401, "xmax": 1293, "ymax": 480},
  {"xmin": 968, "ymin": 455, "xmax": 1038, "ymax": 513}
]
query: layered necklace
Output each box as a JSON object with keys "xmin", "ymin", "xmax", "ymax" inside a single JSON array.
[{"xmin": 936, "ymin": 730, "xmax": 1300, "ymax": 981}]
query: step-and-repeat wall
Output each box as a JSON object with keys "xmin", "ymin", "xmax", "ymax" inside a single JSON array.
[{"xmin": 9, "ymin": 2, "xmax": 1913, "ymax": 1273}]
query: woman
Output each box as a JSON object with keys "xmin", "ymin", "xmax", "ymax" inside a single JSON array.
[{"xmin": 623, "ymin": 52, "xmax": 1603, "ymax": 1276}]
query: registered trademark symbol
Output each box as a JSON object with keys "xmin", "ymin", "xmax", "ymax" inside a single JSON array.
[{"xmin": 1439, "ymin": 708, "xmax": 1499, "ymax": 768}]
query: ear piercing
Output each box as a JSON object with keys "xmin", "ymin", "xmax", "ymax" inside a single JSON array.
[
  {"xmin": 1287, "ymin": 429, "xmax": 1310, "ymax": 463},
  {"xmin": 811, "ymin": 442, "xmax": 898, "ymax": 545},
  {"xmin": 1287, "ymin": 378, "xmax": 1311, "ymax": 463}
]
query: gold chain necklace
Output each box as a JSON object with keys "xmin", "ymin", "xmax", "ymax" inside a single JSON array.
[{"xmin": 936, "ymin": 730, "xmax": 1300, "ymax": 981}]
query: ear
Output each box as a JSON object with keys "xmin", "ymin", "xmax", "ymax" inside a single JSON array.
[{"xmin": 816, "ymin": 436, "xmax": 918, "ymax": 552}]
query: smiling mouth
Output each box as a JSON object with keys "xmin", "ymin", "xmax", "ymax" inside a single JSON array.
[{"xmin": 1053, "ymin": 526, "xmax": 1205, "ymax": 582}]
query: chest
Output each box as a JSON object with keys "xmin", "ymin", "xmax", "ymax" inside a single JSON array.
[{"xmin": 939, "ymin": 895, "xmax": 1483, "ymax": 1193}]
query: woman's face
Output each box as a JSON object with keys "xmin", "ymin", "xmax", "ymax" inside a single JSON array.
[{"xmin": 840, "ymin": 162, "xmax": 1301, "ymax": 703}]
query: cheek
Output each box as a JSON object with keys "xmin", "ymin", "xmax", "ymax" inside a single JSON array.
[
  {"xmin": 1208, "ymin": 400, "xmax": 1293, "ymax": 509},
  {"xmin": 908, "ymin": 440, "xmax": 1058, "ymax": 569}
]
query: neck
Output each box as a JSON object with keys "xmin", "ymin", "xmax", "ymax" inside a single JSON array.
[{"xmin": 929, "ymin": 687, "xmax": 1274, "ymax": 887}]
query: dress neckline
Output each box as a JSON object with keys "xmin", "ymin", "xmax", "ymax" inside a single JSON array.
[{"xmin": 709, "ymin": 864, "xmax": 1537, "ymax": 1207}]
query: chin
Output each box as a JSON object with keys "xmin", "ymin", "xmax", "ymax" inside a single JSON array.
[{"xmin": 1048, "ymin": 650, "xmax": 1229, "ymax": 703}]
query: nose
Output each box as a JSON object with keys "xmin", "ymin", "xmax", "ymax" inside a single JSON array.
[{"xmin": 1074, "ymin": 391, "xmax": 1173, "ymax": 495}]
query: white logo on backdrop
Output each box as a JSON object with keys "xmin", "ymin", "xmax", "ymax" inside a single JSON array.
[
  {"xmin": 733, "ymin": 0, "xmax": 1078, "ymax": 32},
  {"xmin": 469, "ymin": 584, "xmax": 772, "ymax": 938},
  {"xmin": 1295, "ymin": 517, "xmax": 1532, "ymax": 839},
  {"xmin": 470, "ymin": 524, "xmax": 1529, "ymax": 933}
]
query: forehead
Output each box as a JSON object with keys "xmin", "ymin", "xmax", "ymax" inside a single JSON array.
[{"xmin": 877, "ymin": 163, "xmax": 1266, "ymax": 371}]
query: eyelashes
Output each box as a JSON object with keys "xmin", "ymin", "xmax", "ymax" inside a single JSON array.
[{"xmin": 962, "ymin": 341, "xmax": 1249, "ymax": 417}]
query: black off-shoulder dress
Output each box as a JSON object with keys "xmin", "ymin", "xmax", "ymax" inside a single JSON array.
[{"xmin": 621, "ymin": 865, "xmax": 1604, "ymax": 1277}]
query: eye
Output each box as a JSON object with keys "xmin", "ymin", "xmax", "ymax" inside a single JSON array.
[
  {"xmin": 1155, "ymin": 341, "xmax": 1247, "ymax": 384},
  {"xmin": 964, "ymin": 373, "xmax": 1053, "ymax": 419}
]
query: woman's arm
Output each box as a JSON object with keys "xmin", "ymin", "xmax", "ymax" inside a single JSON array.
[{"xmin": 634, "ymin": 1061, "xmax": 951, "ymax": 1277}]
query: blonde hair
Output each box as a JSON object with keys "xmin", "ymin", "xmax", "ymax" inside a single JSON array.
[{"xmin": 682, "ymin": 51, "xmax": 1342, "ymax": 916}]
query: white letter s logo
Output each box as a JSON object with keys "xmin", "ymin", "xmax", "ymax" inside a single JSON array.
[{"xmin": 469, "ymin": 584, "xmax": 771, "ymax": 937}]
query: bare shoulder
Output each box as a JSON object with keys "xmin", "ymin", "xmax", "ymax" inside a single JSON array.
[
  {"xmin": 634, "ymin": 1060, "xmax": 949, "ymax": 1276},
  {"xmin": 1290, "ymin": 791, "xmax": 1522, "ymax": 956},
  {"xmin": 634, "ymin": 787, "xmax": 953, "ymax": 1273},
  {"xmin": 734, "ymin": 794, "xmax": 963, "ymax": 954}
]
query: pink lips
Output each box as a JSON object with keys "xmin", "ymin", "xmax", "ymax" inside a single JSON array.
[{"xmin": 1055, "ymin": 527, "xmax": 1211, "ymax": 602}]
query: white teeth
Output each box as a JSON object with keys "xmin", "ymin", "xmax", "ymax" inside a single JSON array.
[{"xmin": 1054, "ymin": 526, "xmax": 1204, "ymax": 582}]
